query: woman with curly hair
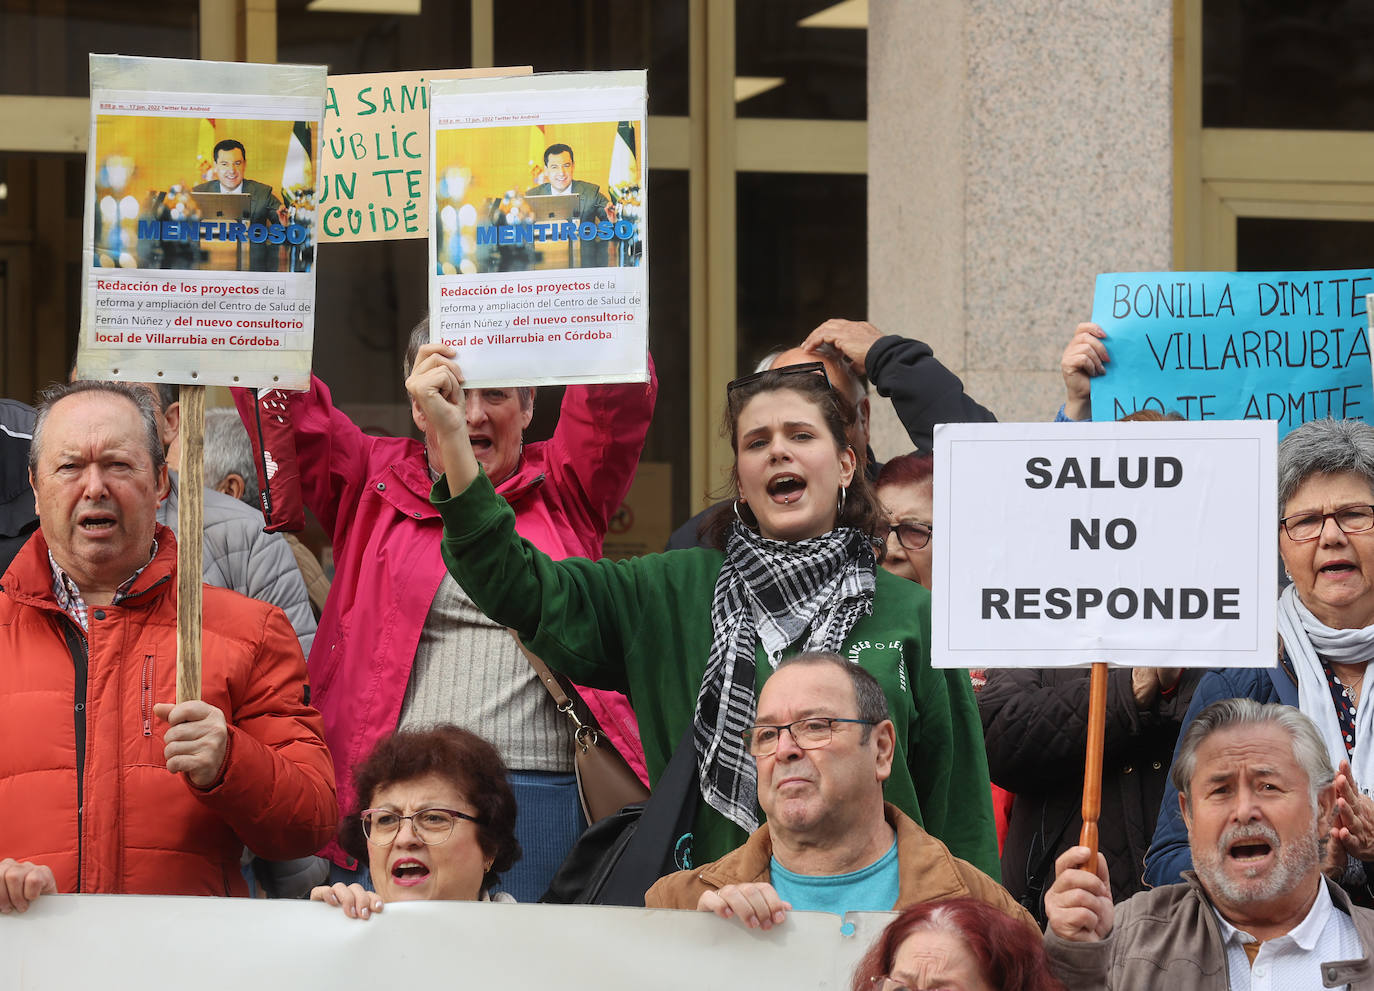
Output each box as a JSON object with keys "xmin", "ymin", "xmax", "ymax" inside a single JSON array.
[{"xmin": 311, "ymin": 725, "xmax": 521, "ymax": 917}]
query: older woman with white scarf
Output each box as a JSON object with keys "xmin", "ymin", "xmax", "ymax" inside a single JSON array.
[{"xmin": 1145, "ymin": 418, "xmax": 1374, "ymax": 902}]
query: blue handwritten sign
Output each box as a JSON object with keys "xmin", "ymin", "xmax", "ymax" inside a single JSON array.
[{"xmin": 1091, "ymin": 271, "xmax": 1374, "ymax": 436}]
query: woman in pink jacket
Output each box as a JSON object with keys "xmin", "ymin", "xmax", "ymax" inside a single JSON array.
[{"xmin": 234, "ymin": 320, "xmax": 656, "ymax": 900}]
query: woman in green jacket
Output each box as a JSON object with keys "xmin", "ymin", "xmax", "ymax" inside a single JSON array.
[{"xmin": 407, "ymin": 344, "xmax": 998, "ymax": 876}]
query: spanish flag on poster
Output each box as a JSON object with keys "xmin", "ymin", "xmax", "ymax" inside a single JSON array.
[
  {"xmin": 607, "ymin": 121, "xmax": 637, "ymax": 203},
  {"xmin": 527, "ymin": 124, "xmax": 547, "ymax": 185},
  {"xmin": 196, "ymin": 118, "xmax": 218, "ymax": 183},
  {"xmin": 281, "ymin": 120, "xmax": 313, "ymax": 207}
]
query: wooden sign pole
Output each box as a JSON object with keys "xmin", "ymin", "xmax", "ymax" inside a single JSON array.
[
  {"xmin": 1078, "ymin": 662, "xmax": 1109, "ymax": 861},
  {"xmin": 176, "ymin": 383, "xmax": 204, "ymax": 703}
]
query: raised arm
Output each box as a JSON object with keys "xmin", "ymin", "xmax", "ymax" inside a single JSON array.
[
  {"xmin": 232, "ymin": 376, "xmax": 402, "ymax": 540},
  {"xmin": 801, "ymin": 319, "xmax": 996, "ymax": 452},
  {"xmin": 1059, "ymin": 322, "xmax": 1109, "ymax": 422},
  {"xmin": 410, "ymin": 343, "xmax": 658, "ymax": 691}
]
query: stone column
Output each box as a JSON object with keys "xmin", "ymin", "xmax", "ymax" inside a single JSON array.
[{"xmin": 866, "ymin": 0, "xmax": 1173, "ymax": 456}]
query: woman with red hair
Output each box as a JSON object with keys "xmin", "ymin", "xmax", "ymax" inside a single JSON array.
[{"xmin": 851, "ymin": 897, "xmax": 1064, "ymax": 991}]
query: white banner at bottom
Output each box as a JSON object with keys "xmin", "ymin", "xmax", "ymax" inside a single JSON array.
[{"xmin": 0, "ymin": 895, "xmax": 893, "ymax": 989}]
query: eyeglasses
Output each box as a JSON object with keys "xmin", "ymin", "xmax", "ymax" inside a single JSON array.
[
  {"xmin": 870, "ymin": 977, "xmax": 951, "ymax": 991},
  {"xmin": 359, "ymin": 807, "xmax": 482, "ymax": 846},
  {"xmin": 1279, "ymin": 504, "xmax": 1374, "ymax": 542},
  {"xmin": 742, "ymin": 716, "xmax": 876, "ymax": 757},
  {"xmin": 886, "ymin": 521, "xmax": 932, "ymax": 550},
  {"xmin": 726, "ymin": 360, "xmax": 831, "ymax": 397}
]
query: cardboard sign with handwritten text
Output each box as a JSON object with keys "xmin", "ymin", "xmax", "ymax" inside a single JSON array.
[{"xmin": 319, "ymin": 66, "xmax": 530, "ymax": 243}]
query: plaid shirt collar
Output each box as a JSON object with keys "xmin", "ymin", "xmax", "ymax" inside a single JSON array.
[{"xmin": 49, "ymin": 538, "xmax": 158, "ymax": 631}]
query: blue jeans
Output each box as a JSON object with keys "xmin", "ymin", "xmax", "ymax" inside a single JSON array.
[{"xmin": 491, "ymin": 770, "xmax": 584, "ymax": 902}]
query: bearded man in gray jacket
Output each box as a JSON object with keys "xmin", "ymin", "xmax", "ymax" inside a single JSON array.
[{"xmin": 1044, "ymin": 698, "xmax": 1374, "ymax": 990}]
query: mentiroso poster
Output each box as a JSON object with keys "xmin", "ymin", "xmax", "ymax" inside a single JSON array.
[
  {"xmin": 79, "ymin": 54, "xmax": 325, "ymax": 391},
  {"xmin": 428, "ymin": 70, "xmax": 648, "ymax": 388},
  {"xmin": 933, "ymin": 420, "xmax": 1277, "ymax": 669}
]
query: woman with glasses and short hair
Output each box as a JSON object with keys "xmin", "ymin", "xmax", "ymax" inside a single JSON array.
[
  {"xmin": 310, "ymin": 725, "xmax": 520, "ymax": 917},
  {"xmin": 1147, "ymin": 417, "xmax": 1374, "ymax": 902},
  {"xmin": 407, "ymin": 342, "xmax": 999, "ymax": 877},
  {"xmin": 851, "ymin": 898, "xmax": 1066, "ymax": 991}
]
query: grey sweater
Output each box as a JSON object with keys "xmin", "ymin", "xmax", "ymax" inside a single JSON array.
[{"xmin": 157, "ymin": 471, "xmax": 316, "ymax": 657}]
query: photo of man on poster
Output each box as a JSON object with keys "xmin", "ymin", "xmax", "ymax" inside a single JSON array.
[
  {"xmin": 432, "ymin": 116, "xmax": 642, "ymax": 279},
  {"xmin": 194, "ymin": 138, "xmax": 289, "ymax": 272},
  {"xmin": 527, "ymin": 143, "xmax": 615, "ymax": 268}
]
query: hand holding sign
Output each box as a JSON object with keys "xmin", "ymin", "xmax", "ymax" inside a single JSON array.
[
  {"xmin": 1060, "ymin": 322, "xmax": 1109, "ymax": 422},
  {"xmin": 154, "ymin": 700, "xmax": 229, "ymax": 789},
  {"xmin": 1045, "ymin": 846, "xmax": 1114, "ymax": 943},
  {"xmin": 0, "ymin": 859, "xmax": 57, "ymax": 914},
  {"xmin": 697, "ymin": 883, "xmax": 792, "ymax": 931},
  {"xmin": 938, "ymin": 420, "xmax": 1276, "ymax": 905},
  {"xmin": 310, "ymin": 882, "xmax": 385, "ymax": 920}
]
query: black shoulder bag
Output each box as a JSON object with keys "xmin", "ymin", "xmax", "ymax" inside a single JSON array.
[{"xmin": 540, "ymin": 724, "xmax": 699, "ymax": 906}]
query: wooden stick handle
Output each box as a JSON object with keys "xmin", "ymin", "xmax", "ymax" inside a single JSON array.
[
  {"xmin": 176, "ymin": 384, "xmax": 204, "ymax": 703},
  {"xmin": 1079, "ymin": 661, "xmax": 1109, "ymax": 861}
]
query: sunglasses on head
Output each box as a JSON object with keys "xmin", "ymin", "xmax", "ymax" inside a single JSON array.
[{"xmin": 725, "ymin": 360, "xmax": 832, "ymax": 397}]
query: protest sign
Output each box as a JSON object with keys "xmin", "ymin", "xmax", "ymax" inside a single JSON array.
[
  {"xmin": 932, "ymin": 420, "xmax": 1277, "ymax": 669},
  {"xmin": 1090, "ymin": 270, "xmax": 1374, "ymax": 437},
  {"xmin": 79, "ymin": 55, "xmax": 325, "ymax": 391},
  {"xmin": 319, "ymin": 66, "xmax": 531, "ymax": 243},
  {"xmin": 429, "ymin": 70, "xmax": 648, "ymax": 388},
  {"xmin": 0, "ymin": 896, "xmax": 889, "ymax": 989}
]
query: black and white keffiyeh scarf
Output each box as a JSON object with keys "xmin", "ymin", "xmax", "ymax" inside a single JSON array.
[{"xmin": 693, "ymin": 520, "xmax": 876, "ymax": 832}]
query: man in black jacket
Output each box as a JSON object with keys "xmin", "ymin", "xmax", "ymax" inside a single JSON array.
[{"xmin": 979, "ymin": 665, "xmax": 1201, "ymax": 925}]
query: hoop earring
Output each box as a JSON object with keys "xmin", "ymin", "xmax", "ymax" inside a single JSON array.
[
  {"xmin": 837, "ymin": 485, "xmax": 847, "ymax": 517},
  {"xmin": 734, "ymin": 499, "xmax": 756, "ymax": 529}
]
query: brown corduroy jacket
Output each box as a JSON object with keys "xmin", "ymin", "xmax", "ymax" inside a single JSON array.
[{"xmin": 645, "ymin": 802, "xmax": 1037, "ymax": 933}]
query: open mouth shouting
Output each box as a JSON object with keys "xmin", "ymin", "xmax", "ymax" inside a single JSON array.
[
  {"xmin": 1317, "ymin": 558, "xmax": 1358, "ymax": 579},
  {"xmin": 389, "ymin": 856, "xmax": 432, "ymax": 887},
  {"xmin": 1221, "ymin": 824, "xmax": 1279, "ymax": 875},
  {"xmin": 468, "ymin": 433, "xmax": 494, "ymax": 458},
  {"xmin": 767, "ymin": 473, "xmax": 807, "ymax": 505},
  {"xmin": 76, "ymin": 510, "xmax": 119, "ymax": 536}
]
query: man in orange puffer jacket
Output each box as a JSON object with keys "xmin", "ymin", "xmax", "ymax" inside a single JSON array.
[{"xmin": 0, "ymin": 381, "xmax": 336, "ymax": 909}]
